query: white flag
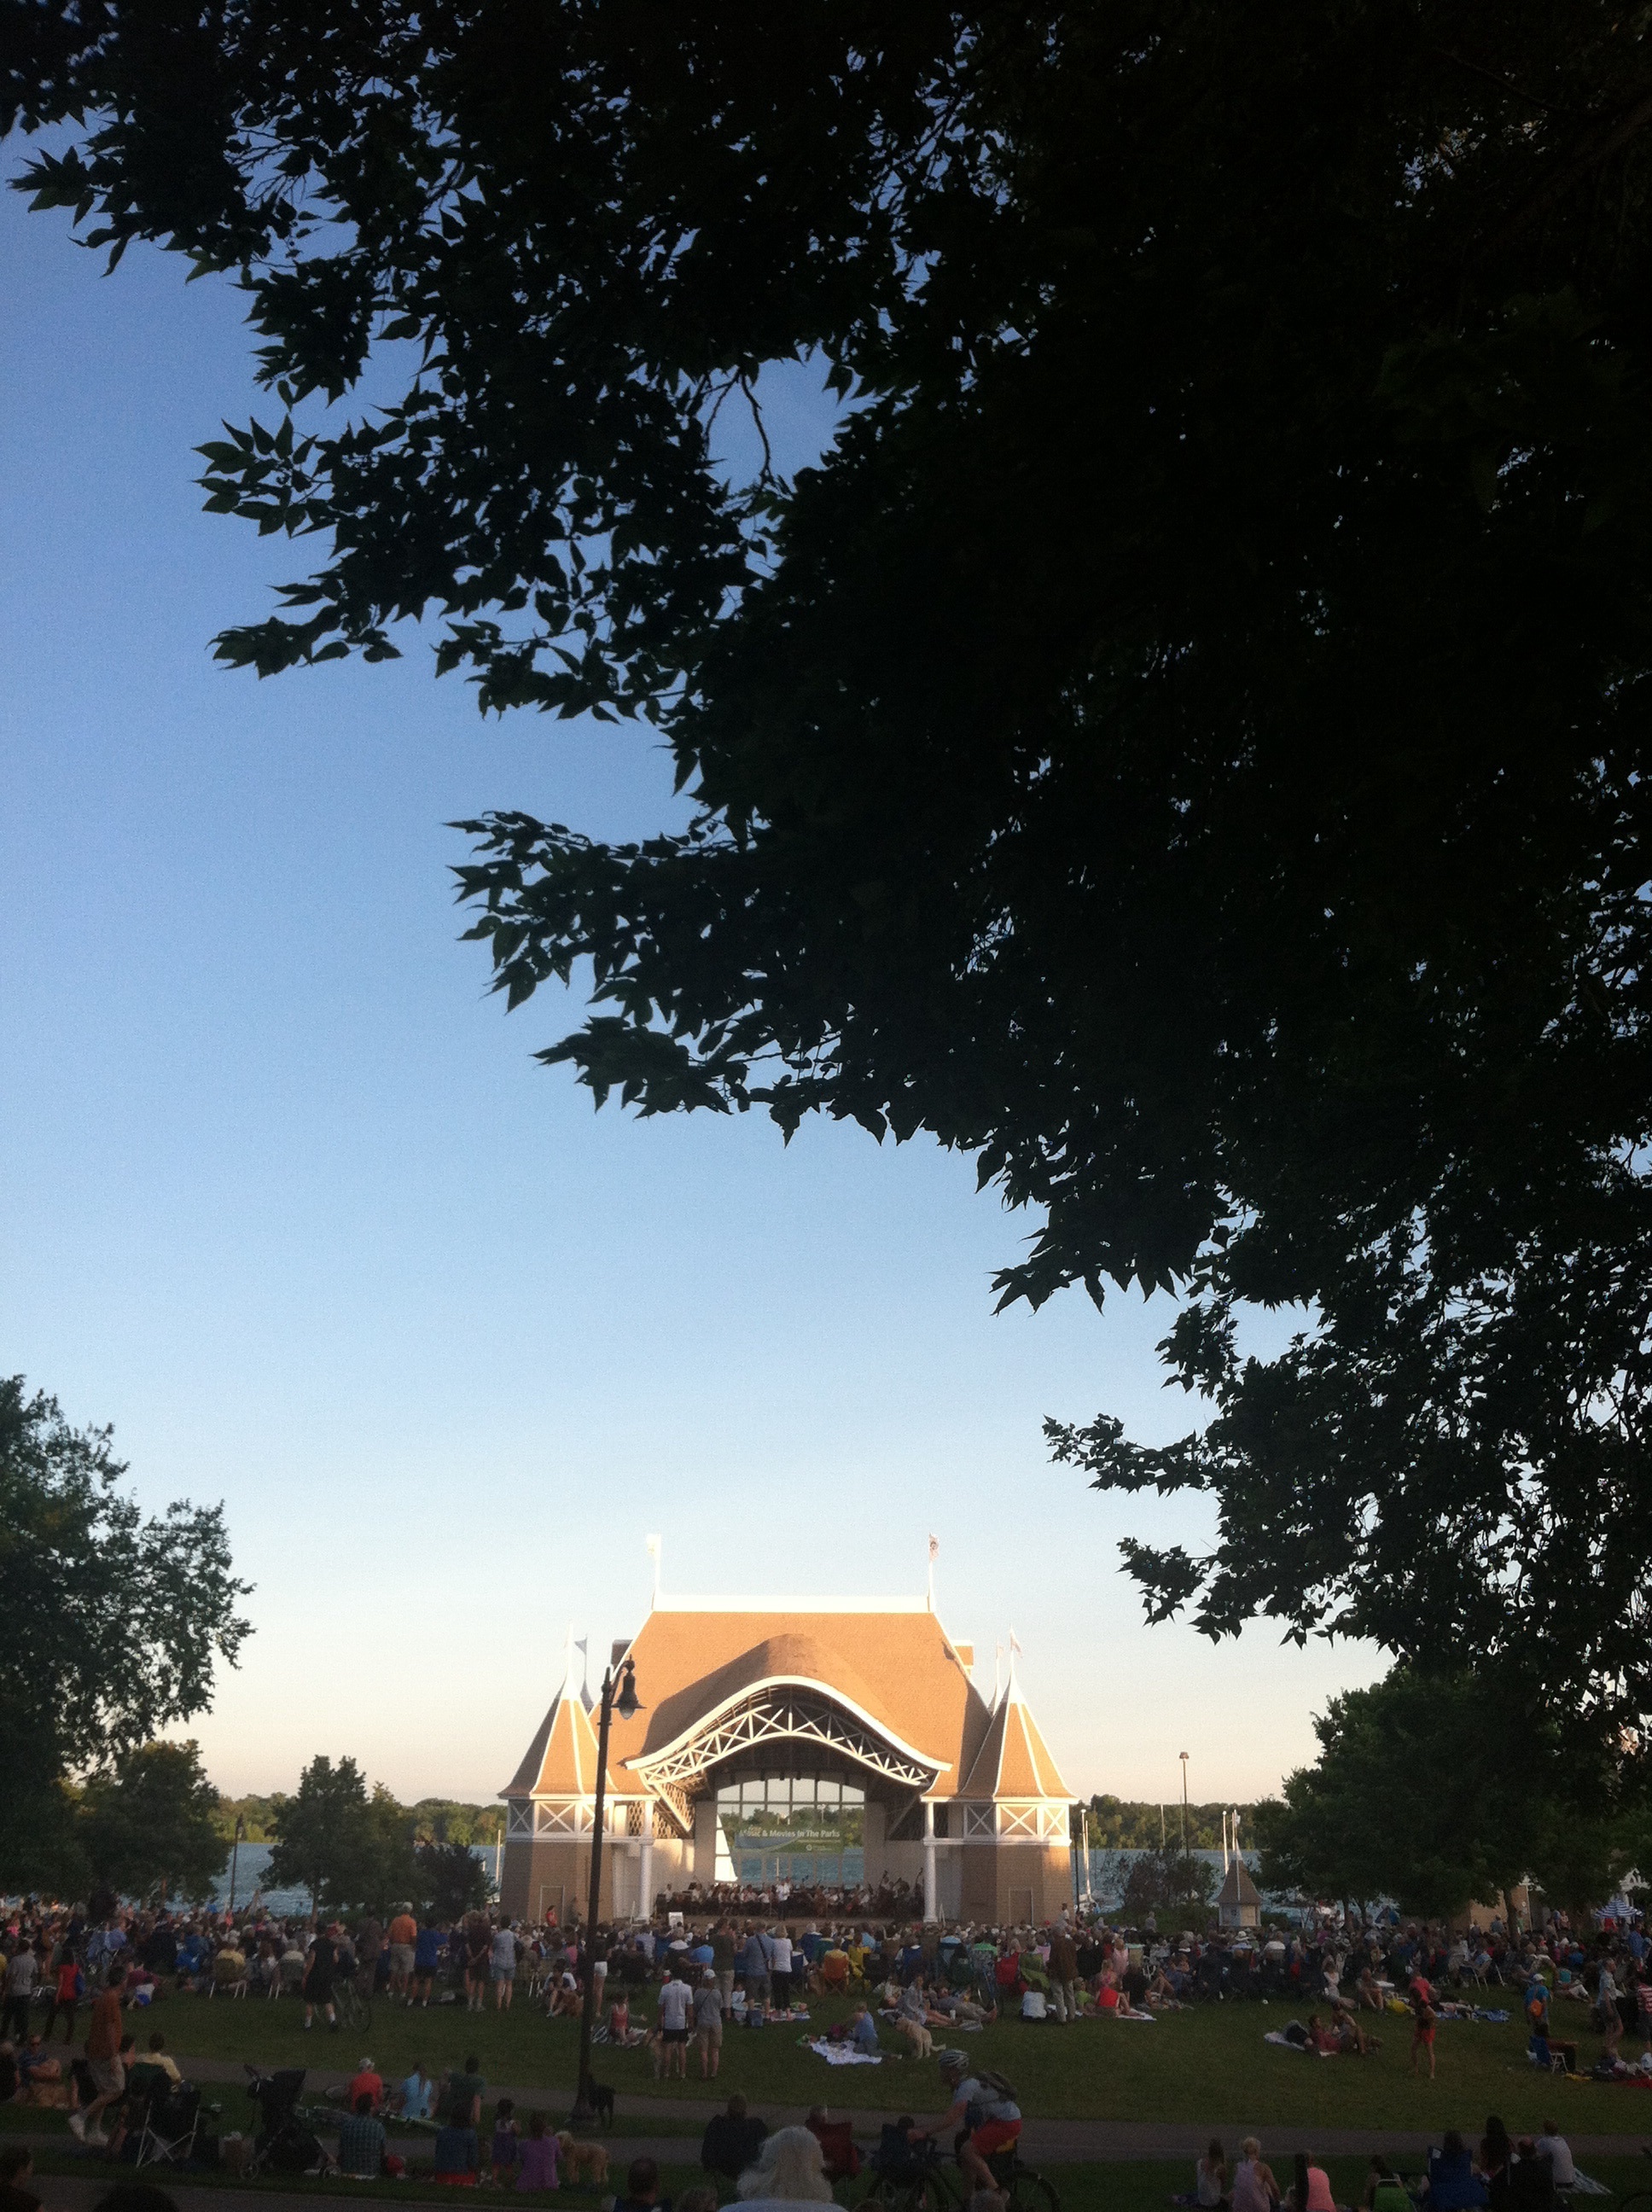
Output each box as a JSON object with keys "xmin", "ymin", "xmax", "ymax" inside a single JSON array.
[
  {"xmin": 1009, "ymin": 1628, "xmax": 1022, "ymax": 1656},
  {"xmin": 928, "ymin": 1534, "xmax": 940, "ymax": 1562}
]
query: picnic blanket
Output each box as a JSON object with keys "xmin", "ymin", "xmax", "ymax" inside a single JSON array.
[
  {"xmin": 807, "ymin": 2038, "xmax": 881, "ymax": 2065},
  {"xmin": 1265, "ymin": 2030, "xmax": 1335, "ymax": 2058}
]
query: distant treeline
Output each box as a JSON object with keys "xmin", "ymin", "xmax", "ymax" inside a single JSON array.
[
  {"xmin": 1082, "ymin": 1796, "xmax": 1259, "ymax": 1851},
  {"xmin": 214, "ymin": 1794, "xmax": 501, "ymax": 1846}
]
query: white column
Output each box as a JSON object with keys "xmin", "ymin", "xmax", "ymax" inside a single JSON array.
[
  {"xmin": 922, "ymin": 1801, "xmax": 938, "ymax": 1924},
  {"xmin": 639, "ymin": 1812, "xmax": 654, "ymax": 1924}
]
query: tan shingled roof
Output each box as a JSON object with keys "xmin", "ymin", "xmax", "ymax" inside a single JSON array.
[
  {"xmin": 603, "ymin": 1605, "xmax": 993, "ymax": 1799},
  {"xmin": 958, "ymin": 1679, "xmax": 1070, "ymax": 1800},
  {"xmin": 503, "ymin": 1676, "xmax": 619, "ymax": 1798}
]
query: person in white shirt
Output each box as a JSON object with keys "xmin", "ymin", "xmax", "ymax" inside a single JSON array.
[
  {"xmin": 770, "ymin": 1930, "xmax": 794, "ymax": 2011},
  {"xmin": 1535, "ymin": 2124, "xmax": 1575, "ymax": 2189},
  {"xmin": 656, "ymin": 1970, "xmax": 693, "ymax": 2079}
]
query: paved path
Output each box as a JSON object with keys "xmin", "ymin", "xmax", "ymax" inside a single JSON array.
[{"xmin": 19, "ymin": 2048, "xmax": 1652, "ymax": 2174}]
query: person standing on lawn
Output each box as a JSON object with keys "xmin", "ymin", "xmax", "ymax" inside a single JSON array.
[
  {"xmin": 492, "ymin": 1920, "xmax": 519, "ymax": 2011},
  {"xmin": 303, "ymin": 1925, "xmax": 341, "ymax": 2032},
  {"xmin": 44, "ymin": 1952, "xmax": 83, "ymax": 2044},
  {"xmin": 67, "ymin": 1970, "xmax": 125, "ymax": 2145},
  {"xmin": 387, "ymin": 1906, "xmax": 417, "ymax": 2003},
  {"xmin": 411, "ymin": 1919, "xmax": 445, "ymax": 2009},
  {"xmin": 1411, "ymin": 1992, "xmax": 1438, "ymax": 2080},
  {"xmin": 657, "ymin": 1966, "xmax": 693, "ymax": 2079},
  {"xmin": 693, "ymin": 1969, "xmax": 724, "ymax": 2081},
  {"xmin": 1046, "ymin": 1921, "xmax": 1079, "ymax": 2024}
]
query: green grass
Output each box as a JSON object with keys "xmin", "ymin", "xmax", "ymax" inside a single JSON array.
[
  {"xmin": 12, "ymin": 2152, "xmax": 1652, "ymax": 2212},
  {"xmin": 114, "ymin": 1986, "xmax": 1652, "ymax": 2136}
]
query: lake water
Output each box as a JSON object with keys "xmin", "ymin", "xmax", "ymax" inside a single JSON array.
[
  {"xmin": 203, "ymin": 1841, "xmax": 503, "ymax": 1918},
  {"xmin": 194, "ymin": 1841, "xmax": 1269, "ymax": 1919}
]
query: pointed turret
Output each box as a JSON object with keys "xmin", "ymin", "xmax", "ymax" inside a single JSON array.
[{"xmin": 959, "ymin": 1635, "xmax": 1069, "ymax": 1800}]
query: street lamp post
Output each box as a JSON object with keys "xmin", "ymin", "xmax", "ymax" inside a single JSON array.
[
  {"xmin": 227, "ymin": 1813, "xmax": 246, "ymax": 1916},
  {"xmin": 570, "ymin": 1656, "xmax": 640, "ymax": 2127},
  {"xmin": 1178, "ymin": 1752, "xmax": 1191, "ymax": 1910}
]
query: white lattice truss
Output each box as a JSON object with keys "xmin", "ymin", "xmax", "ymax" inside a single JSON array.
[
  {"xmin": 994, "ymin": 1802, "xmax": 1068, "ymax": 1842},
  {"xmin": 506, "ymin": 1796, "xmax": 691, "ymax": 1842},
  {"xmin": 631, "ymin": 1682, "xmax": 940, "ymax": 1797}
]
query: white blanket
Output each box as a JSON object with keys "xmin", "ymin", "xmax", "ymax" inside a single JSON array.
[{"xmin": 808, "ymin": 2037, "xmax": 881, "ymax": 2065}]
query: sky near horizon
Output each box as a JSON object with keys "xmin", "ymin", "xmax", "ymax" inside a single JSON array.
[{"xmin": 0, "ymin": 172, "xmax": 1384, "ymax": 1810}]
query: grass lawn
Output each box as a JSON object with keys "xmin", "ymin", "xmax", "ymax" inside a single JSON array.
[
  {"xmin": 84, "ymin": 1988, "xmax": 1652, "ymax": 2138},
  {"xmin": 13, "ymin": 2153, "xmax": 1652, "ymax": 2212}
]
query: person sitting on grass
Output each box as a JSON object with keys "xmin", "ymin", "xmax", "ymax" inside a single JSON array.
[
  {"xmin": 850, "ymin": 2003, "xmax": 881, "ymax": 2056},
  {"xmin": 395, "ymin": 2061, "xmax": 437, "ymax": 2122},
  {"xmin": 614, "ymin": 2154, "xmax": 671, "ymax": 2212},
  {"xmin": 736, "ymin": 2127, "xmax": 834, "ymax": 2206},
  {"xmin": 346, "ymin": 2057, "xmax": 384, "ymax": 2114},
  {"xmin": 445, "ymin": 2057, "xmax": 486, "ymax": 2129},
  {"xmin": 16, "ymin": 2035, "xmax": 61, "ymax": 2098},
  {"xmin": 338, "ymin": 2091, "xmax": 387, "ymax": 2180},
  {"xmin": 0, "ymin": 2146, "xmax": 40, "ymax": 2212},
  {"xmin": 1533, "ymin": 2122, "xmax": 1574, "ymax": 2193},
  {"xmin": 1367, "ymin": 2160, "xmax": 1412, "ymax": 2212},
  {"xmin": 1291, "ymin": 2153, "xmax": 1336, "ymax": 2212},
  {"xmin": 491, "ymin": 2097, "xmax": 520, "ymax": 2184},
  {"xmin": 1232, "ymin": 2139, "xmax": 1281, "ymax": 2212},
  {"xmin": 1422, "ymin": 2131, "xmax": 1486, "ymax": 2209},
  {"xmin": 702, "ymin": 2093, "xmax": 768, "ymax": 2181},
  {"xmin": 1197, "ymin": 2141, "xmax": 1230, "ymax": 2209},
  {"xmin": 515, "ymin": 2112, "xmax": 558, "ymax": 2194}
]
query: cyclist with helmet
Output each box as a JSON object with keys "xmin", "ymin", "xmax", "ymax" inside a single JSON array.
[{"xmin": 922, "ymin": 2049, "xmax": 1021, "ymax": 2194}]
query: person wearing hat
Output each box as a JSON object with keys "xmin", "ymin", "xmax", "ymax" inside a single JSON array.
[
  {"xmin": 922, "ymin": 2050, "xmax": 1021, "ymax": 2197},
  {"xmin": 347, "ymin": 2057, "xmax": 385, "ymax": 2112}
]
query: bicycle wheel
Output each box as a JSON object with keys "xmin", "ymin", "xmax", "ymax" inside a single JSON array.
[{"xmin": 1009, "ymin": 2171, "xmax": 1061, "ymax": 2212}]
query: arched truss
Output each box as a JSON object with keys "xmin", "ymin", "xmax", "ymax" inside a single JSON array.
[{"xmin": 628, "ymin": 1679, "xmax": 944, "ymax": 1803}]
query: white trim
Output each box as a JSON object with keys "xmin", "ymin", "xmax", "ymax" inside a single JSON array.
[
  {"xmin": 628, "ymin": 1674, "xmax": 951, "ymax": 1782},
  {"xmin": 650, "ymin": 1595, "xmax": 934, "ymax": 1614}
]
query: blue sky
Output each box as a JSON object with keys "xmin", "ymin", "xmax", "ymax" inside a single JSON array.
[{"xmin": 0, "ymin": 173, "xmax": 1382, "ymax": 1806}]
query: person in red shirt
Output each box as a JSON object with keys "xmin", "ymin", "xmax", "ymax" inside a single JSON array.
[
  {"xmin": 348, "ymin": 2058, "xmax": 386, "ymax": 2113},
  {"xmin": 44, "ymin": 1957, "xmax": 83, "ymax": 2045}
]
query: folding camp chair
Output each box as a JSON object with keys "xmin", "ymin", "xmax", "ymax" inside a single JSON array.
[
  {"xmin": 811, "ymin": 2121, "xmax": 860, "ymax": 2183},
  {"xmin": 137, "ymin": 2082, "xmax": 201, "ymax": 2168}
]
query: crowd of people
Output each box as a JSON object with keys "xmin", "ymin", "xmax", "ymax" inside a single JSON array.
[{"xmin": 3, "ymin": 1887, "xmax": 1649, "ymax": 2198}]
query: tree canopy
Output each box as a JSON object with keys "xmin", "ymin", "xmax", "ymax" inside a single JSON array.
[
  {"xmin": 265, "ymin": 1755, "xmax": 419, "ymax": 1913},
  {"xmin": 0, "ymin": 1374, "xmax": 251, "ymax": 1893},
  {"xmin": 1253, "ymin": 1665, "xmax": 1652, "ymax": 1921},
  {"xmin": 79, "ymin": 1740, "xmax": 224, "ymax": 1907},
  {"xmin": 10, "ymin": 4, "xmax": 1652, "ymax": 1740}
]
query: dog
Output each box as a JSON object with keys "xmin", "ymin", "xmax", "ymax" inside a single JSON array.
[
  {"xmin": 585, "ymin": 2078, "xmax": 615, "ymax": 2127},
  {"xmin": 556, "ymin": 2133, "xmax": 611, "ymax": 2184},
  {"xmin": 893, "ymin": 2016, "xmax": 934, "ymax": 2060}
]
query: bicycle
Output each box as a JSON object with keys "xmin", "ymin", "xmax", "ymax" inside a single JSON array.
[
  {"xmin": 863, "ymin": 2139, "xmax": 1061, "ymax": 2212},
  {"xmin": 332, "ymin": 1976, "xmax": 372, "ymax": 2035}
]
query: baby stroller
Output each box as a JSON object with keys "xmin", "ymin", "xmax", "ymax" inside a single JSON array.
[{"xmin": 244, "ymin": 2063, "xmax": 326, "ymax": 2175}]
